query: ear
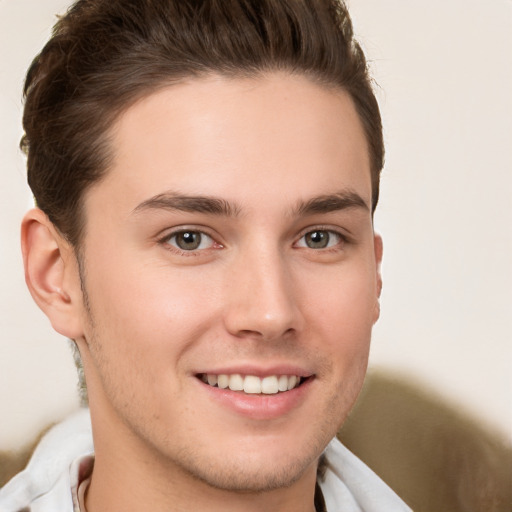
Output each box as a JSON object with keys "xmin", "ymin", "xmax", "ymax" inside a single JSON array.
[
  {"xmin": 373, "ymin": 234, "xmax": 383, "ymax": 323},
  {"xmin": 21, "ymin": 208, "xmax": 84, "ymax": 339}
]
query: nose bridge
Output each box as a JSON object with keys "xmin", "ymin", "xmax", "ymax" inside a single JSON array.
[{"xmin": 224, "ymin": 240, "xmax": 301, "ymax": 340}]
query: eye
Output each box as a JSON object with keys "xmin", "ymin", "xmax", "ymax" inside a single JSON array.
[
  {"xmin": 296, "ymin": 229, "xmax": 343, "ymax": 250},
  {"xmin": 165, "ymin": 230, "xmax": 215, "ymax": 251}
]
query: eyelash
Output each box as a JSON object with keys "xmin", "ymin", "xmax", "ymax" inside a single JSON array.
[
  {"xmin": 157, "ymin": 226, "xmax": 349, "ymax": 256},
  {"xmin": 158, "ymin": 229, "xmax": 220, "ymax": 256},
  {"xmin": 294, "ymin": 227, "xmax": 349, "ymax": 252}
]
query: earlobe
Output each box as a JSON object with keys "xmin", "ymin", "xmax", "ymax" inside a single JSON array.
[{"xmin": 21, "ymin": 208, "xmax": 84, "ymax": 339}]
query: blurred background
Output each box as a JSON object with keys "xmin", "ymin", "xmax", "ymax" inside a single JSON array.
[{"xmin": 0, "ymin": 0, "xmax": 510, "ymax": 454}]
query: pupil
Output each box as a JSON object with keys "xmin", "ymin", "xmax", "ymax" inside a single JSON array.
[
  {"xmin": 176, "ymin": 231, "xmax": 201, "ymax": 250},
  {"xmin": 307, "ymin": 231, "xmax": 329, "ymax": 249}
]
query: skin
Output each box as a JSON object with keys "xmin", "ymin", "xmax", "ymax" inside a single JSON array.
[{"xmin": 22, "ymin": 73, "xmax": 382, "ymax": 512}]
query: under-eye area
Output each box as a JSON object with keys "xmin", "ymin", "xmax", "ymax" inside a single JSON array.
[{"xmin": 197, "ymin": 373, "xmax": 310, "ymax": 394}]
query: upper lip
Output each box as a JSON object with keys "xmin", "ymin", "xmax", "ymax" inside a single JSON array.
[{"xmin": 194, "ymin": 364, "xmax": 314, "ymax": 378}]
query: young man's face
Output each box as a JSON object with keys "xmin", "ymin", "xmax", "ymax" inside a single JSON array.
[{"xmin": 73, "ymin": 73, "xmax": 382, "ymax": 492}]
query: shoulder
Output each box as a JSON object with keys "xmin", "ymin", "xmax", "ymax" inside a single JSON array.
[{"xmin": 0, "ymin": 409, "xmax": 93, "ymax": 512}]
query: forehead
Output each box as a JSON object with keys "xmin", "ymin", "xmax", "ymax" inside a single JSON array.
[{"xmin": 88, "ymin": 73, "xmax": 371, "ymax": 215}]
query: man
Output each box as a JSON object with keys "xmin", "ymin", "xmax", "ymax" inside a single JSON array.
[{"xmin": 0, "ymin": 0, "xmax": 411, "ymax": 510}]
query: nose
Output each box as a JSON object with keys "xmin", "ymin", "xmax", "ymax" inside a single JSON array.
[{"xmin": 223, "ymin": 247, "xmax": 303, "ymax": 341}]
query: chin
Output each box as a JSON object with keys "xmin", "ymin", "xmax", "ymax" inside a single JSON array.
[
  {"xmin": 182, "ymin": 450, "xmax": 319, "ymax": 493},
  {"xmin": 176, "ymin": 415, "xmax": 333, "ymax": 492}
]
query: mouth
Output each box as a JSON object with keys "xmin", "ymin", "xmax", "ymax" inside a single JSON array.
[{"xmin": 197, "ymin": 373, "xmax": 307, "ymax": 395}]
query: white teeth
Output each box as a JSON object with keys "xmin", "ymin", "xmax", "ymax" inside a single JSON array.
[
  {"xmin": 278, "ymin": 375, "xmax": 289, "ymax": 392},
  {"xmin": 287, "ymin": 375, "xmax": 298, "ymax": 391},
  {"xmin": 261, "ymin": 376, "xmax": 279, "ymax": 394},
  {"xmin": 217, "ymin": 374, "xmax": 229, "ymax": 389},
  {"xmin": 228, "ymin": 374, "xmax": 244, "ymax": 391},
  {"xmin": 202, "ymin": 373, "xmax": 303, "ymax": 394},
  {"xmin": 244, "ymin": 375, "xmax": 261, "ymax": 394}
]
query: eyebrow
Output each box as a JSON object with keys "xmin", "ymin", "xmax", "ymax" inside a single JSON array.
[
  {"xmin": 132, "ymin": 190, "xmax": 368, "ymax": 218},
  {"xmin": 132, "ymin": 193, "xmax": 241, "ymax": 217},
  {"xmin": 293, "ymin": 191, "xmax": 369, "ymax": 216}
]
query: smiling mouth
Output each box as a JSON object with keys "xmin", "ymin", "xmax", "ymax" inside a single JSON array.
[{"xmin": 197, "ymin": 373, "xmax": 306, "ymax": 395}]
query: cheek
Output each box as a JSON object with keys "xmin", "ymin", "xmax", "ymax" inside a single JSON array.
[
  {"xmin": 82, "ymin": 254, "xmax": 223, "ymax": 386},
  {"xmin": 88, "ymin": 250, "xmax": 219, "ymax": 327},
  {"xmin": 297, "ymin": 263, "xmax": 376, "ymax": 385},
  {"xmin": 302, "ymin": 264, "xmax": 377, "ymax": 332}
]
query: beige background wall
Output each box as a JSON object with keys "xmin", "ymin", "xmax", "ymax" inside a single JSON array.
[{"xmin": 1, "ymin": 0, "xmax": 510, "ymax": 450}]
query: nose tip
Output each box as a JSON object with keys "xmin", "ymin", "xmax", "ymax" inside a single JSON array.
[
  {"xmin": 234, "ymin": 310, "xmax": 296, "ymax": 341},
  {"xmin": 223, "ymin": 257, "xmax": 302, "ymax": 341}
]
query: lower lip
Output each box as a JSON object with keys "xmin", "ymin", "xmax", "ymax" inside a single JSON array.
[{"xmin": 196, "ymin": 377, "xmax": 314, "ymax": 421}]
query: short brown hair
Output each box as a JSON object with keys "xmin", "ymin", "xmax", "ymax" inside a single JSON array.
[{"xmin": 22, "ymin": 0, "xmax": 383, "ymax": 247}]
